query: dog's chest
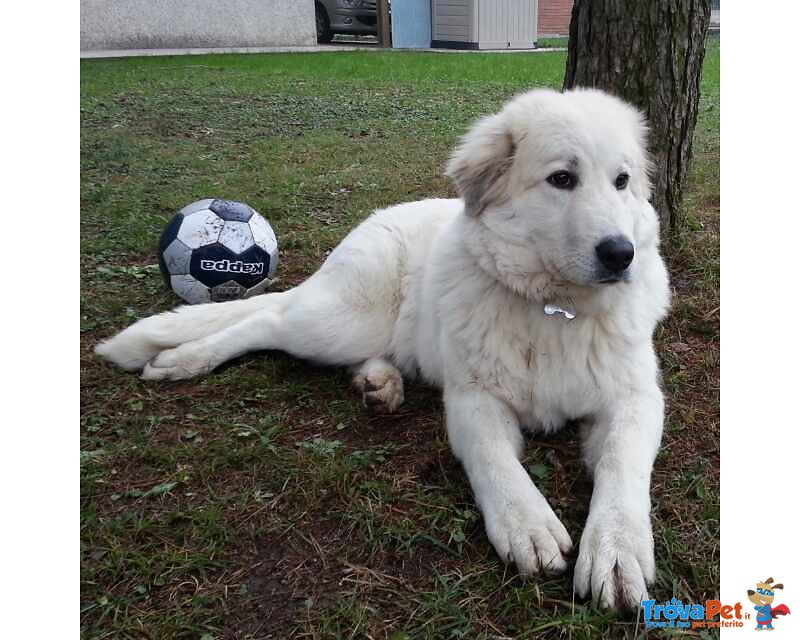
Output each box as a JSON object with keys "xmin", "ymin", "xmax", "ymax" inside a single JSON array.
[{"xmin": 457, "ymin": 302, "xmax": 618, "ymax": 432}]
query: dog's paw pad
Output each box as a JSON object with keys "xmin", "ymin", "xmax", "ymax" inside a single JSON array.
[
  {"xmin": 353, "ymin": 364, "xmax": 404, "ymax": 414},
  {"xmin": 361, "ymin": 375, "xmax": 404, "ymax": 413}
]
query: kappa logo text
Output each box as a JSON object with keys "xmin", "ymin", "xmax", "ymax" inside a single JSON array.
[{"xmin": 200, "ymin": 259, "xmax": 264, "ymax": 275}]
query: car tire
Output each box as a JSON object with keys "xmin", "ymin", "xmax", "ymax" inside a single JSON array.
[{"xmin": 315, "ymin": 3, "xmax": 334, "ymax": 44}]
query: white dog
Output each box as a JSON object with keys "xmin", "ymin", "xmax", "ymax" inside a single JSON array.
[{"xmin": 96, "ymin": 88, "xmax": 670, "ymax": 609}]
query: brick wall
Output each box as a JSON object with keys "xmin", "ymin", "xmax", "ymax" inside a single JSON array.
[{"xmin": 538, "ymin": 0, "xmax": 573, "ymax": 37}]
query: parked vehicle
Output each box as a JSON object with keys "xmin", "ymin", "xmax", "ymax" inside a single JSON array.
[{"xmin": 315, "ymin": 0, "xmax": 378, "ymax": 43}]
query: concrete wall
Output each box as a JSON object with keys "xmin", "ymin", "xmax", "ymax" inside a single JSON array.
[{"xmin": 81, "ymin": 0, "xmax": 316, "ymax": 52}]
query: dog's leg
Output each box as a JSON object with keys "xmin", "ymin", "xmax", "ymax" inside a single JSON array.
[
  {"xmin": 574, "ymin": 386, "xmax": 664, "ymax": 609},
  {"xmin": 95, "ymin": 292, "xmax": 292, "ymax": 371},
  {"xmin": 445, "ymin": 387, "xmax": 573, "ymax": 576},
  {"xmin": 138, "ymin": 272, "xmax": 398, "ymax": 380},
  {"xmin": 140, "ymin": 306, "xmax": 287, "ymax": 380},
  {"xmin": 352, "ymin": 358, "xmax": 404, "ymax": 413}
]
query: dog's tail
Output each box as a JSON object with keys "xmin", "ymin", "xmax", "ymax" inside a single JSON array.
[{"xmin": 94, "ymin": 291, "xmax": 292, "ymax": 371}]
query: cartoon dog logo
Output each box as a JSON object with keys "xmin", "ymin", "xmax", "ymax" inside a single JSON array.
[{"xmin": 747, "ymin": 578, "xmax": 791, "ymax": 630}]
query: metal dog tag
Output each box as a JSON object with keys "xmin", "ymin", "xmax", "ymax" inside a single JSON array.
[{"xmin": 544, "ymin": 303, "xmax": 575, "ymax": 320}]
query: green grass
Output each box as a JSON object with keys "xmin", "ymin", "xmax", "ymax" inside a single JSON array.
[
  {"xmin": 81, "ymin": 40, "xmax": 719, "ymax": 639},
  {"xmin": 537, "ymin": 37, "xmax": 569, "ymax": 49}
]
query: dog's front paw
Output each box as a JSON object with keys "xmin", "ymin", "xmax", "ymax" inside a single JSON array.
[
  {"xmin": 574, "ymin": 510, "xmax": 655, "ymax": 609},
  {"xmin": 141, "ymin": 341, "xmax": 216, "ymax": 381},
  {"xmin": 481, "ymin": 486, "xmax": 573, "ymax": 577}
]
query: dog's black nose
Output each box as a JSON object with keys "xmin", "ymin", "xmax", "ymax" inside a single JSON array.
[{"xmin": 595, "ymin": 236, "xmax": 634, "ymax": 273}]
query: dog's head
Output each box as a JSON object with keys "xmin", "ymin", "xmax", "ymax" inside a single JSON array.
[
  {"xmin": 747, "ymin": 578, "xmax": 784, "ymax": 606},
  {"xmin": 446, "ymin": 88, "xmax": 660, "ymax": 300}
]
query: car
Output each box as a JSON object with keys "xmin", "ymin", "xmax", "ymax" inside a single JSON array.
[{"xmin": 315, "ymin": 0, "xmax": 378, "ymax": 43}]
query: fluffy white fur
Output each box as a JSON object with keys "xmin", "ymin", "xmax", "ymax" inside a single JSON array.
[{"xmin": 96, "ymin": 88, "xmax": 670, "ymax": 610}]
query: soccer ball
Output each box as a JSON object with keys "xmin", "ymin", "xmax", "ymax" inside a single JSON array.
[{"xmin": 158, "ymin": 199, "xmax": 278, "ymax": 304}]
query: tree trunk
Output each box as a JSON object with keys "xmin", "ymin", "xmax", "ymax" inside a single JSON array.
[{"xmin": 563, "ymin": 0, "xmax": 711, "ymax": 239}]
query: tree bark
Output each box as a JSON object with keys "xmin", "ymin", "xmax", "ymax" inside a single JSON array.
[{"xmin": 563, "ymin": 0, "xmax": 711, "ymax": 239}]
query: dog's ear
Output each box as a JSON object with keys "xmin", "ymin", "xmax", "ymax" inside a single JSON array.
[
  {"xmin": 617, "ymin": 100, "xmax": 653, "ymax": 203},
  {"xmin": 773, "ymin": 583, "xmax": 784, "ymax": 590},
  {"xmin": 766, "ymin": 577, "xmax": 774, "ymax": 584},
  {"xmin": 445, "ymin": 113, "xmax": 516, "ymax": 217}
]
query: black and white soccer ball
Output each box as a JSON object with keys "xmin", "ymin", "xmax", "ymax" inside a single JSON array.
[{"xmin": 158, "ymin": 199, "xmax": 278, "ymax": 304}]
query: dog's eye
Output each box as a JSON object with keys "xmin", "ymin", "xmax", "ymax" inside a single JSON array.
[
  {"xmin": 615, "ymin": 173, "xmax": 630, "ymax": 190},
  {"xmin": 546, "ymin": 171, "xmax": 577, "ymax": 190}
]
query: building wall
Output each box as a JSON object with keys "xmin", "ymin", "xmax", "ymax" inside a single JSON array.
[
  {"xmin": 537, "ymin": 0, "xmax": 573, "ymax": 37},
  {"xmin": 392, "ymin": 0, "xmax": 432, "ymax": 48},
  {"xmin": 432, "ymin": 0, "xmax": 537, "ymax": 49},
  {"xmin": 431, "ymin": 0, "xmax": 473, "ymax": 43},
  {"xmin": 477, "ymin": 0, "xmax": 536, "ymax": 49},
  {"xmin": 80, "ymin": 0, "xmax": 316, "ymax": 52}
]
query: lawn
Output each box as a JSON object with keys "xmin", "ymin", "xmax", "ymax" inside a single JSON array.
[{"xmin": 81, "ymin": 39, "xmax": 720, "ymax": 639}]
